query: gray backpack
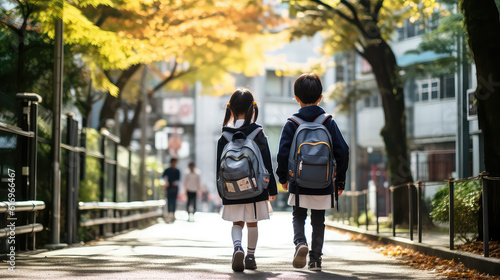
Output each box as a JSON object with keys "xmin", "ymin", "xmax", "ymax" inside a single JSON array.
[
  {"xmin": 288, "ymin": 114, "xmax": 336, "ymax": 189},
  {"xmin": 218, "ymin": 128, "xmax": 270, "ymax": 200}
]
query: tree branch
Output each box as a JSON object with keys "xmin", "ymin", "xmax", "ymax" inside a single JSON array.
[
  {"xmin": 339, "ymin": 0, "xmax": 370, "ymax": 36},
  {"xmin": 356, "ymin": 38, "xmax": 366, "ymax": 50},
  {"xmin": 312, "ymin": 0, "xmax": 371, "ymax": 38},
  {"xmin": 373, "ymin": 0, "xmax": 384, "ymax": 21},
  {"xmin": 354, "ymin": 40, "xmax": 367, "ymax": 58},
  {"xmin": 309, "ymin": 0, "xmax": 355, "ymax": 25},
  {"xmin": 115, "ymin": 64, "xmax": 142, "ymax": 91},
  {"xmin": 149, "ymin": 61, "xmax": 178, "ymax": 94},
  {"xmin": 359, "ymin": 0, "xmax": 371, "ymax": 12},
  {"xmin": 95, "ymin": 14, "xmax": 109, "ymax": 27},
  {"xmin": 15, "ymin": 0, "xmax": 25, "ymax": 19},
  {"xmin": 148, "ymin": 64, "xmax": 198, "ymax": 96},
  {"xmin": 0, "ymin": 18, "xmax": 22, "ymax": 34}
]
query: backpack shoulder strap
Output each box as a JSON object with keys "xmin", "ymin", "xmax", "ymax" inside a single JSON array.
[
  {"xmin": 247, "ymin": 127, "xmax": 263, "ymax": 140},
  {"xmin": 222, "ymin": 131, "xmax": 233, "ymax": 142},
  {"xmin": 288, "ymin": 115, "xmax": 306, "ymax": 126},
  {"xmin": 313, "ymin": 113, "xmax": 332, "ymax": 125}
]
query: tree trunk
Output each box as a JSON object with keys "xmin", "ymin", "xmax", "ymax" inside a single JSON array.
[
  {"xmin": 120, "ymin": 100, "xmax": 142, "ymax": 147},
  {"xmin": 363, "ymin": 39, "xmax": 414, "ymax": 225},
  {"xmin": 16, "ymin": 14, "xmax": 29, "ymax": 92},
  {"xmin": 461, "ymin": 0, "xmax": 500, "ymax": 241},
  {"xmin": 99, "ymin": 93, "xmax": 120, "ymax": 129}
]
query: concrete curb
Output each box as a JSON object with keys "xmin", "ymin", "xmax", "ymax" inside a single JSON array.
[{"xmin": 326, "ymin": 222, "xmax": 500, "ymax": 276}]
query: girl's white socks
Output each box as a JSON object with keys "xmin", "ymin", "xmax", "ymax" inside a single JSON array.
[
  {"xmin": 232, "ymin": 224, "xmax": 243, "ymax": 248},
  {"xmin": 247, "ymin": 226, "xmax": 258, "ymax": 255}
]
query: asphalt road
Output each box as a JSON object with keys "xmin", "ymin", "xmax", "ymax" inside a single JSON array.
[{"xmin": 2, "ymin": 211, "xmax": 444, "ymax": 279}]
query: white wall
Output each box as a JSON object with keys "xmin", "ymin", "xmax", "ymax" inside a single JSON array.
[
  {"xmin": 357, "ymin": 107, "xmax": 385, "ymax": 148},
  {"xmin": 411, "ymin": 99, "xmax": 457, "ymax": 139}
]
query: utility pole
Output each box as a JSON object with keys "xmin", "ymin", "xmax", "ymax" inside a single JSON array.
[
  {"xmin": 456, "ymin": 29, "xmax": 470, "ymax": 179},
  {"xmin": 47, "ymin": 18, "xmax": 67, "ymax": 249},
  {"xmin": 348, "ymin": 51, "xmax": 358, "ymax": 222},
  {"xmin": 139, "ymin": 66, "xmax": 148, "ymax": 200}
]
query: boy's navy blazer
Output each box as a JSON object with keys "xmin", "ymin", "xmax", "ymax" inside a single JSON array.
[
  {"xmin": 276, "ymin": 105, "xmax": 349, "ymax": 195},
  {"xmin": 216, "ymin": 122, "xmax": 278, "ymax": 205}
]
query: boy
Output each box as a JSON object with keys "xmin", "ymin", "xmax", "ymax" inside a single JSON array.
[{"xmin": 276, "ymin": 73, "xmax": 349, "ymax": 271}]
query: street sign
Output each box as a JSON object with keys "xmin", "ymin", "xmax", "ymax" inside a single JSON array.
[{"xmin": 467, "ymin": 89, "xmax": 477, "ymax": 121}]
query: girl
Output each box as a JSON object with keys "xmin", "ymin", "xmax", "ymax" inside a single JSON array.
[{"xmin": 216, "ymin": 88, "xmax": 278, "ymax": 272}]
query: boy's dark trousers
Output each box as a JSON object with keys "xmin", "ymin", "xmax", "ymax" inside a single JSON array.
[
  {"xmin": 186, "ymin": 191, "xmax": 197, "ymax": 214},
  {"xmin": 293, "ymin": 206, "xmax": 325, "ymax": 261}
]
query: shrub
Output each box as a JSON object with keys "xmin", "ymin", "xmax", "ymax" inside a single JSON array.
[
  {"xmin": 359, "ymin": 210, "xmax": 376, "ymax": 225},
  {"xmin": 430, "ymin": 180, "xmax": 481, "ymax": 243}
]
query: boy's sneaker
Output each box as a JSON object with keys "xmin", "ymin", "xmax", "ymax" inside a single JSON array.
[
  {"xmin": 292, "ymin": 243, "xmax": 308, "ymax": 268},
  {"xmin": 244, "ymin": 254, "xmax": 257, "ymax": 270},
  {"xmin": 308, "ymin": 260, "xmax": 322, "ymax": 271},
  {"xmin": 232, "ymin": 246, "xmax": 245, "ymax": 272}
]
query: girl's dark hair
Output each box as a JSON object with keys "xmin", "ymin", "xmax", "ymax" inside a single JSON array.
[
  {"xmin": 294, "ymin": 73, "xmax": 323, "ymax": 104},
  {"xmin": 223, "ymin": 88, "xmax": 259, "ymax": 127}
]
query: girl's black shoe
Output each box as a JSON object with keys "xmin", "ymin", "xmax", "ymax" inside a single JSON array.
[
  {"xmin": 308, "ymin": 260, "xmax": 322, "ymax": 271},
  {"xmin": 244, "ymin": 255, "xmax": 257, "ymax": 270}
]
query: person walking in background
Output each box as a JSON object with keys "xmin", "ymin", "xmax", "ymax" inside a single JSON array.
[
  {"xmin": 276, "ymin": 73, "xmax": 349, "ymax": 271},
  {"xmin": 183, "ymin": 162, "xmax": 201, "ymax": 222},
  {"xmin": 163, "ymin": 158, "xmax": 181, "ymax": 223},
  {"xmin": 216, "ymin": 88, "xmax": 278, "ymax": 272}
]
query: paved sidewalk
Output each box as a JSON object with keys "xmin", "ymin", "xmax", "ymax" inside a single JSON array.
[
  {"xmin": 326, "ymin": 220, "xmax": 500, "ymax": 276},
  {"xmin": 2, "ymin": 212, "xmax": 444, "ymax": 279}
]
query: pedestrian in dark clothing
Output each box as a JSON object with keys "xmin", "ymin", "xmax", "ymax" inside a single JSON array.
[{"xmin": 163, "ymin": 158, "xmax": 181, "ymax": 223}]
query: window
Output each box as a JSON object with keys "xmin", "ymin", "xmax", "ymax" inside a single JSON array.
[
  {"xmin": 406, "ymin": 20, "xmax": 415, "ymax": 38},
  {"xmin": 265, "ymin": 70, "xmax": 295, "ymax": 98},
  {"xmin": 442, "ymin": 74, "xmax": 455, "ymax": 99},
  {"xmin": 416, "ymin": 20, "xmax": 426, "ymax": 36},
  {"xmin": 422, "ymin": 83, "xmax": 429, "ymax": 101},
  {"xmin": 363, "ymin": 93, "xmax": 380, "ymax": 108},
  {"xmin": 364, "ymin": 96, "xmax": 371, "ymax": 107},
  {"xmin": 429, "ymin": 13, "xmax": 440, "ymax": 31},
  {"xmin": 397, "ymin": 14, "xmax": 441, "ymax": 41},
  {"xmin": 431, "ymin": 81, "xmax": 439, "ymax": 99},
  {"xmin": 335, "ymin": 64, "xmax": 345, "ymax": 83},
  {"xmin": 265, "ymin": 70, "xmax": 282, "ymax": 97},
  {"xmin": 372, "ymin": 94, "xmax": 379, "ymax": 107},
  {"xmin": 416, "ymin": 77, "xmax": 440, "ymax": 102}
]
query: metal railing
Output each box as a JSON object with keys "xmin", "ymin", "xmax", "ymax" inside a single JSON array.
[
  {"xmin": 0, "ymin": 93, "xmax": 45, "ymax": 252},
  {"xmin": 331, "ymin": 172, "xmax": 498, "ymax": 259},
  {"xmin": 334, "ymin": 186, "xmax": 388, "ymax": 233},
  {"xmin": 389, "ymin": 172, "xmax": 498, "ymax": 258},
  {"xmin": 78, "ymin": 200, "xmax": 165, "ymax": 230}
]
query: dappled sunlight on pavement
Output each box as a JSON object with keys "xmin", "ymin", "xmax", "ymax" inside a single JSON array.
[{"xmin": 5, "ymin": 212, "xmax": 444, "ymax": 279}]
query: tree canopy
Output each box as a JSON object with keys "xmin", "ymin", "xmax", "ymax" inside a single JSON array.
[{"xmin": 58, "ymin": 0, "xmax": 286, "ymax": 96}]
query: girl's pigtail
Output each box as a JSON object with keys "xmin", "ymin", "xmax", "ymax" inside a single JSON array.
[
  {"xmin": 253, "ymin": 102, "xmax": 259, "ymax": 123},
  {"xmin": 222, "ymin": 105, "xmax": 232, "ymax": 127},
  {"xmin": 243, "ymin": 102, "xmax": 254, "ymax": 127}
]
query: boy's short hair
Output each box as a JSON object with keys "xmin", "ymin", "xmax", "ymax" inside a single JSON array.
[
  {"xmin": 294, "ymin": 73, "xmax": 323, "ymax": 104},
  {"xmin": 170, "ymin": 158, "xmax": 178, "ymax": 164}
]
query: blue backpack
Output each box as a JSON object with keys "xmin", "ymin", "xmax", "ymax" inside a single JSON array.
[
  {"xmin": 217, "ymin": 128, "xmax": 270, "ymax": 201},
  {"xmin": 287, "ymin": 114, "xmax": 337, "ymax": 207}
]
